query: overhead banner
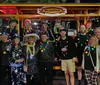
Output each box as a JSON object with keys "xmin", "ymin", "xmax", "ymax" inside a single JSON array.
[{"xmin": 37, "ymin": 6, "xmax": 67, "ymax": 17}]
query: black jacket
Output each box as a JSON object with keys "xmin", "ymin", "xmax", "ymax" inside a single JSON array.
[
  {"xmin": 37, "ymin": 41, "xmax": 54, "ymax": 62},
  {"xmin": 58, "ymin": 36, "xmax": 77, "ymax": 60},
  {"xmin": 0, "ymin": 41, "xmax": 10, "ymax": 66},
  {"xmin": 6, "ymin": 27, "xmax": 18, "ymax": 39}
]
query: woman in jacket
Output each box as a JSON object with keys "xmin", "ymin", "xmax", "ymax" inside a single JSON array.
[
  {"xmin": 9, "ymin": 34, "xmax": 25, "ymax": 85},
  {"xmin": 82, "ymin": 35, "xmax": 100, "ymax": 85},
  {"xmin": 94, "ymin": 27, "xmax": 100, "ymax": 85},
  {"xmin": 6, "ymin": 18, "xmax": 18, "ymax": 40}
]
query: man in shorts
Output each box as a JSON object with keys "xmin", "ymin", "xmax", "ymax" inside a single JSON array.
[{"xmin": 57, "ymin": 28, "xmax": 77, "ymax": 85}]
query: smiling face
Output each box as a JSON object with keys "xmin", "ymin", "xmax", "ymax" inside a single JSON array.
[
  {"xmin": 60, "ymin": 30, "xmax": 66, "ymax": 37},
  {"xmin": 25, "ymin": 22, "xmax": 32, "ymax": 29},
  {"xmin": 89, "ymin": 36, "xmax": 98, "ymax": 46},
  {"xmin": 42, "ymin": 24, "xmax": 48, "ymax": 32},
  {"xmin": 28, "ymin": 36, "xmax": 35, "ymax": 44},
  {"xmin": 9, "ymin": 22, "xmax": 17, "ymax": 29},
  {"xmin": 41, "ymin": 34, "xmax": 48, "ymax": 42},
  {"xmin": 79, "ymin": 25, "xmax": 86, "ymax": 33},
  {"xmin": 1, "ymin": 34, "xmax": 8, "ymax": 42},
  {"xmin": 94, "ymin": 28, "xmax": 100, "ymax": 40},
  {"xmin": 55, "ymin": 22, "xmax": 61, "ymax": 28},
  {"xmin": 14, "ymin": 37, "xmax": 20, "ymax": 45}
]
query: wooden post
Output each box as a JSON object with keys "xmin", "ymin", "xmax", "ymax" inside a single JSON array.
[
  {"xmin": 16, "ymin": 8, "xmax": 20, "ymax": 34},
  {"xmin": 84, "ymin": 9, "xmax": 88, "ymax": 24},
  {"xmin": 77, "ymin": 18, "xmax": 80, "ymax": 32}
]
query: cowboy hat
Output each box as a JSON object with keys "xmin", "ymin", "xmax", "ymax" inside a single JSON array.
[{"xmin": 24, "ymin": 33, "xmax": 39, "ymax": 41}]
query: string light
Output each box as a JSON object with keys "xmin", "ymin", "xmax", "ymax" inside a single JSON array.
[
  {"xmin": 85, "ymin": 51, "xmax": 88, "ymax": 54},
  {"xmin": 86, "ymin": 39, "xmax": 88, "ymax": 41},
  {"xmin": 78, "ymin": 38, "xmax": 80, "ymax": 40},
  {"xmin": 85, "ymin": 46, "xmax": 96, "ymax": 56},
  {"xmin": 81, "ymin": 44, "xmax": 83, "ymax": 46},
  {"xmin": 60, "ymin": 40, "xmax": 68, "ymax": 56},
  {"xmin": 91, "ymin": 47, "xmax": 94, "ymax": 50},
  {"xmin": 77, "ymin": 34, "xmax": 89, "ymax": 47},
  {"xmin": 39, "ymin": 41, "xmax": 49, "ymax": 52},
  {"xmin": 3, "ymin": 51, "xmax": 6, "ymax": 54}
]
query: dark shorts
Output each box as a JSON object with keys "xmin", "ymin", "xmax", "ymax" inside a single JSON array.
[{"xmin": 75, "ymin": 56, "xmax": 82, "ymax": 66}]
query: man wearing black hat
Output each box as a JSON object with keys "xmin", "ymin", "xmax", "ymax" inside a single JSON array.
[
  {"xmin": 6, "ymin": 17, "xmax": 18, "ymax": 40},
  {"xmin": 57, "ymin": 28, "xmax": 77, "ymax": 85}
]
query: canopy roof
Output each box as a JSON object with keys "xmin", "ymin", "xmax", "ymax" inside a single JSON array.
[{"xmin": 0, "ymin": 3, "xmax": 100, "ymax": 20}]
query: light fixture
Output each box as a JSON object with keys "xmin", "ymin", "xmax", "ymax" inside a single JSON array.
[{"xmin": 33, "ymin": 22, "xmax": 38, "ymax": 25}]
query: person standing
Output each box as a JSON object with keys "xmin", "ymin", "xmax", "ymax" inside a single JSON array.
[
  {"xmin": 9, "ymin": 34, "xmax": 25, "ymax": 85},
  {"xmin": 23, "ymin": 19, "xmax": 33, "ymax": 35},
  {"xmin": 24, "ymin": 33, "xmax": 39, "ymax": 85},
  {"xmin": 0, "ymin": 32, "xmax": 11, "ymax": 85},
  {"xmin": 39, "ymin": 22, "xmax": 55, "ymax": 42},
  {"xmin": 82, "ymin": 35, "xmax": 100, "ymax": 85},
  {"xmin": 6, "ymin": 17, "xmax": 18, "ymax": 40},
  {"xmin": 58, "ymin": 28, "xmax": 77, "ymax": 85},
  {"xmin": 37, "ymin": 33, "xmax": 54, "ymax": 85},
  {"xmin": 94, "ymin": 27, "xmax": 100, "ymax": 85},
  {"xmin": 20, "ymin": 19, "xmax": 34, "ymax": 41},
  {"xmin": 86, "ymin": 22, "xmax": 94, "ymax": 37},
  {"xmin": 75, "ymin": 24, "xmax": 89, "ymax": 85},
  {"xmin": 53, "ymin": 20, "xmax": 62, "ymax": 39},
  {"xmin": 94, "ymin": 27, "xmax": 100, "ymax": 44}
]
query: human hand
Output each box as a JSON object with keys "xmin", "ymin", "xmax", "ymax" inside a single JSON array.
[
  {"xmin": 72, "ymin": 57, "xmax": 78, "ymax": 62},
  {"xmin": 61, "ymin": 48, "xmax": 67, "ymax": 52}
]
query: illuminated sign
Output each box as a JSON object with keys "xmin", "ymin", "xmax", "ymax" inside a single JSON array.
[{"xmin": 37, "ymin": 6, "xmax": 67, "ymax": 17}]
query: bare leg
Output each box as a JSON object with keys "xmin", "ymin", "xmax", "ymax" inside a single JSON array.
[
  {"xmin": 98, "ymin": 76, "xmax": 100, "ymax": 85},
  {"xmin": 77, "ymin": 67, "xmax": 82, "ymax": 85},
  {"xmin": 64, "ymin": 71, "xmax": 70, "ymax": 85},
  {"xmin": 77, "ymin": 67, "xmax": 82, "ymax": 80},
  {"xmin": 69, "ymin": 72, "xmax": 75, "ymax": 85}
]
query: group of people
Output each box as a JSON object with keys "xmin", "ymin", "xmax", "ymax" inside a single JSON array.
[
  {"xmin": 54, "ymin": 22, "xmax": 100, "ymax": 85},
  {"xmin": 0, "ymin": 18, "xmax": 55, "ymax": 85},
  {"xmin": 0, "ymin": 17, "xmax": 100, "ymax": 85},
  {"xmin": 74, "ymin": 23, "xmax": 100, "ymax": 85}
]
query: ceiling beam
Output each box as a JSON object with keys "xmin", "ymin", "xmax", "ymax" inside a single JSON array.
[
  {"xmin": 0, "ymin": 3, "xmax": 100, "ymax": 7},
  {"xmin": 0, "ymin": 14, "xmax": 99, "ymax": 17}
]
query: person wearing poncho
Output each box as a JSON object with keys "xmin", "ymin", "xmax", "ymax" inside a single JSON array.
[{"xmin": 24, "ymin": 33, "xmax": 39, "ymax": 85}]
